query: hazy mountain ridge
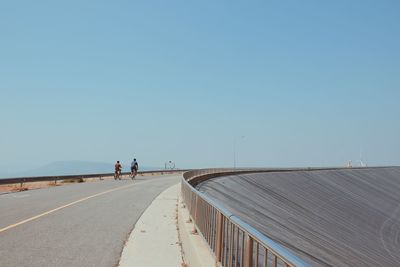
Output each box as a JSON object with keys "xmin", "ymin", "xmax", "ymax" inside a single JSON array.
[{"xmin": 0, "ymin": 161, "xmax": 159, "ymax": 178}]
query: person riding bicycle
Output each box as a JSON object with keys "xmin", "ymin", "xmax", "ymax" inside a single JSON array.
[
  {"xmin": 115, "ymin": 161, "xmax": 122, "ymax": 180},
  {"xmin": 130, "ymin": 159, "xmax": 139, "ymax": 179}
]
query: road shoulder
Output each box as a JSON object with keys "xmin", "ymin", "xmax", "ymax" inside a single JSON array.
[{"xmin": 119, "ymin": 183, "xmax": 184, "ymax": 267}]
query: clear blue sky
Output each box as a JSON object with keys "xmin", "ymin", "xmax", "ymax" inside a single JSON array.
[{"xmin": 1, "ymin": 1, "xmax": 399, "ymax": 172}]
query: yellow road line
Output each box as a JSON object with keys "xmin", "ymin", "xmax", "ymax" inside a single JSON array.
[{"xmin": 0, "ymin": 183, "xmax": 135, "ymax": 234}]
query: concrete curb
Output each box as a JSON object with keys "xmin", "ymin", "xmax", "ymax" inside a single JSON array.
[
  {"xmin": 119, "ymin": 183, "xmax": 184, "ymax": 267},
  {"xmin": 178, "ymin": 192, "xmax": 216, "ymax": 267}
]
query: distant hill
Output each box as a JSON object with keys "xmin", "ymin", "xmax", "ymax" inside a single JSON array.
[{"xmin": 0, "ymin": 160, "xmax": 159, "ymax": 178}]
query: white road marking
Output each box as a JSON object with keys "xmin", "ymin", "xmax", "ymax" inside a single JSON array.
[
  {"xmin": 0, "ymin": 183, "xmax": 136, "ymax": 234},
  {"xmin": 12, "ymin": 194, "xmax": 30, "ymax": 198}
]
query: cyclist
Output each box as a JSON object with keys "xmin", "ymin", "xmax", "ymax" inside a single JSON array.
[
  {"xmin": 114, "ymin": 161, "xmax": 122, "ymax": 180},
  {"xmin": 130, "ymin": 159, "xmax": 139, "ymax": 179}
]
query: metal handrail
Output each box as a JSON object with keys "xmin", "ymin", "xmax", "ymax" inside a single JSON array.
[
  {"xmin": 181, "ymin": 168, "xmax": 316, "ymax": 267},
  {"xmin": 0, "ymin": 169, "xmax": 189, "ymax": 185}
]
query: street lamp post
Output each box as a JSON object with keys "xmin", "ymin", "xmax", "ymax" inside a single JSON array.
[{"xmin": 233, "ymin": 136, "xmax": 245, "ymax": 169}]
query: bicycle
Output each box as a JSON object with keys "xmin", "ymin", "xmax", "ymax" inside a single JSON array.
[
  {"xmin": 130, "ymin": 168, "xmax": 137, "ymax": 180},
  {"xmin": 114, "ymin": 169, "xmax": 122, "ymax": 180}
]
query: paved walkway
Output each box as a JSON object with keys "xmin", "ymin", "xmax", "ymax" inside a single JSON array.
[{"xmin": 119, "ymin": 184, "xmax": 184, "ymax": 267}]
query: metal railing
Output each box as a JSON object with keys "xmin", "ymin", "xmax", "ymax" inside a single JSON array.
[
  {"xmin": 0, "ymin": 169, "xmax": 189, "ymax": 186},
  {"xmin": 181, "ymin": 168, "xmax": 310, "ymax": 267}
]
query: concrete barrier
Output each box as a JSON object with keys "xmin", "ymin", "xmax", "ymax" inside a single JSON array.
[{"xmin": 178, "ymin": 193, "xmax": 216, "ymax": 267}]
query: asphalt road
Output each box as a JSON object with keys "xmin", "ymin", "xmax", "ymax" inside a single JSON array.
[
  {"xmin": 197, "ymin": 167, "xmax": 400, "ymax": 267},
  {"xmin": 0, "ymin": 174, "xmax": 181, "ymax": 267}
]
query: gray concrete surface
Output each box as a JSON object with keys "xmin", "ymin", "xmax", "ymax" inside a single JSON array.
[
  {"xmin": 197, "ymin": 167, "xmax": 400, "ymax": 267},
  {"xmin": 0, "ymin": 174, "xmax": 181, "ymax": 267},
  {"xmin": 119, "ymin": 184, "xmax": 183, "ymax": 267},
  {"xmin": 177, "ymin": 190, "xmax": 216, "ymax": 267}
]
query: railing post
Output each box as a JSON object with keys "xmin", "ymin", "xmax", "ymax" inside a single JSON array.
[
  {"xmin": 20, "ymin": 178, "xmax": 26, "ymax": 189},
  {"xmin": 192, "ymin": 194, "xmax": 198, "ymax": 234},
  {"xmin": 194, "ymin": 194, "xmax": 198, "ymax": 222},
  {"xmin": 243, "ymin": 233, "xmax": 253, "ymax": 267},
  {"xmin": 215, "ymin": 211, "xmax": 223, "ymax": 262}
]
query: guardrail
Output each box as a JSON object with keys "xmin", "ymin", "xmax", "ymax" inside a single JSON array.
[
  {"xmin": 0, "ymin": 169, "xmax": 189, "ymax": 186},
  {"xmin": 181, "ymin": 168, "xmax": 312, "ymax": 267}
]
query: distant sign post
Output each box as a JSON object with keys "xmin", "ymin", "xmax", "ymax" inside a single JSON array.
[{"xmin": 165, "ymin": 161, "xmax": 176, "ymax": 170}]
